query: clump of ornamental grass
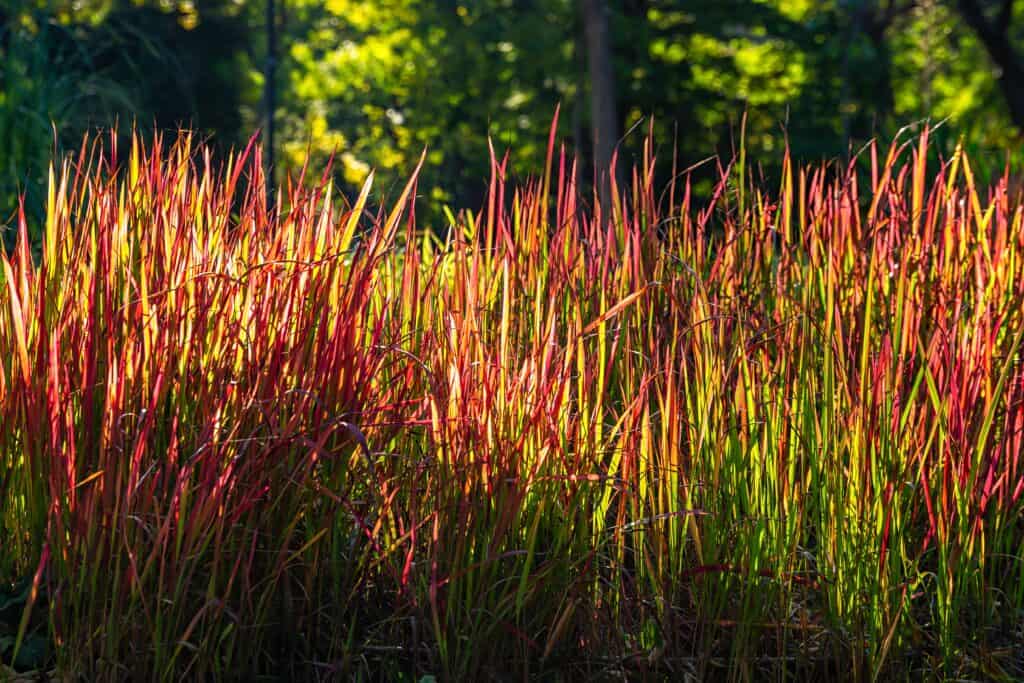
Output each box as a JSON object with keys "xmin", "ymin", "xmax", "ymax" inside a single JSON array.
[{"xmin": 2, "ymin": 118, "xmax": 1024, "ymax": 681}]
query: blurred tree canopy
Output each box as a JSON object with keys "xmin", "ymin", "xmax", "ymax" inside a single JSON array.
[
  {"xmin": 0, "ymin": 0, "xmax": 255, "ymax": 247},
  {"xmin": 5, "ymin": 0, "xmax": 1024, "ymax": 236}
]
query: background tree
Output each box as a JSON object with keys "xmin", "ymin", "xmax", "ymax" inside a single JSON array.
[
  {"xmin": 8, "ymin": 0, "xmax": 1024, "ymax": 240},
  {"xmin": 1, "ymin": 0, "xmax": 255, "ymax": 248},
  {"xmin": 581, "ymin": 0, "xmax": 618, "ymax": 217},
  {"xmin": 955, "ymin": 1, "xmax": 1024, "ymax": 123}
]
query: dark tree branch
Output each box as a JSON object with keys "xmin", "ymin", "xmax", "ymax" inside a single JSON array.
[
  {"xmin": 958, "ymin": 0, "xmax": 1005, "ymax": 40},
  {"xmin": 881, "ymin": 0, "xmax": 919, "ymax": 27},
  {"xmin": 956, "ymin": 0, "xmax": 1024, "ymax": 129},
  {"xmin": 999, "ymin": 0, "xmax": 1015, "ymax": 30}
]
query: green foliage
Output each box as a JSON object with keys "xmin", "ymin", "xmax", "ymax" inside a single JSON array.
[
  {"xmin": 271, "ymin": 0, "xmax": 1024, "ymax": 219},
  {"xmin": 278, "ymin": 0, "xmax": 576, "ymax": 217},
  {"xmin": 7, "ymin": 0, "xmax": 1024, "ymax": 231},
  {"xmin": 0, "ymin": 577, "xmax": 48, "ymax": 673},
  {"xmin": 0, "ymin": 4, "xmax": 86, "ymax": 249},
  {"xmin": 0, "ymin": 0, "xmax": 256, "ymax": 249}
]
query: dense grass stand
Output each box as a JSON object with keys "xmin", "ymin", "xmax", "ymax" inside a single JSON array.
[{"xmin": 1, "ymin": 123, "xmax": 1023, "ymax": 680}]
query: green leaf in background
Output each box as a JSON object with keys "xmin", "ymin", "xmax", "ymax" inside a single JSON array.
[
  {"xmin": 0, "ymin": 578, "xmax": 30, "ymax": 617},
  {"xmin": 0, "ymin": 632, "xmax": 49, "ymax": 671}
]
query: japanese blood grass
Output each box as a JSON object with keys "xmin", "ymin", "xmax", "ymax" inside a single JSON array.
[
  {"xmin": 0, "ymin": 131, "xmax": 427, "ymax": 679},
  {"xmin": 2, "ymin": 120, "xmax": 1024, "ymax": 680}
]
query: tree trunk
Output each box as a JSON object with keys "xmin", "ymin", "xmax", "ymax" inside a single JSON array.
[
  {"xmin": 580, "ymin": 0, "xmax": 618, "ymax": 223},
  {"xmin": 956, "ymin": 0, "xmax": 1024, "ymax": 130},
  {"xmin": 264, "ymin": 0, "xmax": 277, "ymax": 204}
]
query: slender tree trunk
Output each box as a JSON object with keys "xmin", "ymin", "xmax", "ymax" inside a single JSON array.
[
  {"xmin": 264, "ymin": 0, "xmax": 277, "ymax": 203},
  {"xmin": 580, "ymin": 0, "xmax": 618, "ymax": 222},
  {"xmin": 864, "ymin": 22, "xmax": 896, "ymax": 120},
  {"xmin": 573, "ymin": 27, "xmax": 585, "ymax": 195}
]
